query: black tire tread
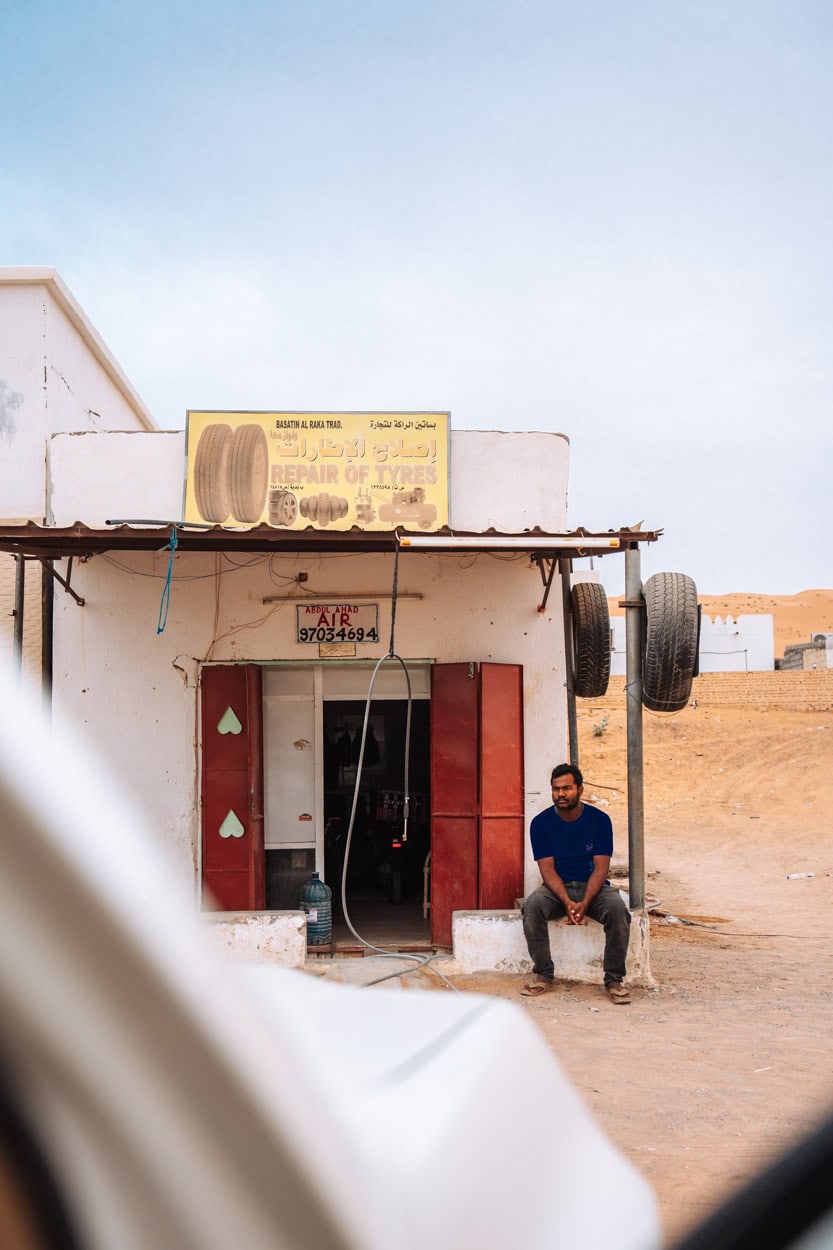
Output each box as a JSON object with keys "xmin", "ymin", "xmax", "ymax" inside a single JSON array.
[
  {"xmin": 642, "ymin": 572, "xmax": 699, "ymax": 712},
  {"xmin": 571, "ymin": 582, "xmax": 611, "ymax": 698}
]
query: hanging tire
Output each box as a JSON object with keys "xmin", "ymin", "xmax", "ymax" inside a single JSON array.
[
  {"xmin": 193, "ymin": 423, "xmax": 232, "ymax": 523},
  {"xmin": 571, "ymin": 582, "xmax": 611, "ymax": 698},
  {"xmin": 642, "ymin": 572, "xmax": 699, "ymax": 712}
]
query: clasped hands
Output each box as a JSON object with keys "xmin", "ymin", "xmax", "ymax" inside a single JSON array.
[{"xmin": 563, "ymin": 899, "xmax": 587, "ymax": 926}]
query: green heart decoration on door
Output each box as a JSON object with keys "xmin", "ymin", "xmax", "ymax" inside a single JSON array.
[
  {"xmin": 219, "ymin": 810, "xmax": 245, "ymax": 839},
  {"xmin": 217, "ymin": 706, "xmax": 243, "ymax": 735}
]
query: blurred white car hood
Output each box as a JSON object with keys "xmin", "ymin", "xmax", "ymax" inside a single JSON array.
[{"xmin": 0, "ymin": 672, "xmax": 659, "ymax": 1250}]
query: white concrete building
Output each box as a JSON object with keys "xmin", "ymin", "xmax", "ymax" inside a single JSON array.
[
  {"xmin": 610, "ymin": 611, "xmax": 775, "ymax": 675},
  {"xmin": 0, "ymin": 267, "xmax": 155, "ymax": 698},
  {"xmin": 0, "ymin": 268, "xmax": 659, "ymax": 976}
]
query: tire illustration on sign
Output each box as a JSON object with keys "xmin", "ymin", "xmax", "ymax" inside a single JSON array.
[
  {"xmin": 228, "ymin": 424, "xmax": 270, "ymax": 524},
  {"xmin": 642, "ymin": 572, "xmax": 699, "ymax": 712},
  {"xmin": 571, "ymin": 582, "xmax": 611, "ymax": 698},
  {"xmin": 192, "ymin": 423, "xmax": 232, "ymax": 523},
  {"xmin": 268, "ymin": 489, "xmax": 298, "ymax": 527},
  {"xmin": 299, "ymin": 493, "xmax": 349, "ymax": 527}
]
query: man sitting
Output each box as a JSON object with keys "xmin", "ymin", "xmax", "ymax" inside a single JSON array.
[{"xmin": 520, "ymin": 763, "xmax": 631, "ymax": 1004}]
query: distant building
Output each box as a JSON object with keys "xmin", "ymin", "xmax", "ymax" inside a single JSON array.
[
  {"xmin": 778, "ymin": 634, "xmax": 833, "ymax": 671},
  {"xmin": 609, "ymin": 612, "xmax": 775, "ymax": 675}
]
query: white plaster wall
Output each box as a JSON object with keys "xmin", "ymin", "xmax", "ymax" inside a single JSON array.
[
  {"xmin": 52, "ymin": 546, "xmax": 569, "ymax": 895},
  {"xmin": 698, "ymin": 613, "xmax": 774, "ymax": 672},
  {"xmin": 50, "ymin": 428, "xmax": 570, "ymax": 534},
  {"xmin": 0, "ymin": 285, "xmax": 50, "ymax": 519},
  {"xmin": 0, "ymin": 277, "xmax": 152, "ymax": 521},
  {"xmin": 50, "ymin": 431, "xmax": 186, "ymax": 527},
  {"xmin": 41, "ymin": 293, "xmax": 149, "ymax": 440},
  {"xmin": 610, "ymin": 612, "xmax": 775, "ymax": 675},
  {"xmin": 450, "ymin": 430, "xmax": 569, "ymax": 531},
  {"xmin": 51, "ymin": 551, "xmax": 215, "ymax": 886}
]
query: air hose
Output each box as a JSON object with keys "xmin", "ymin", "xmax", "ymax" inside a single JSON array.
[{"xmin": 339, "ymin": 545, "xmax": 458, "ymax": 992}]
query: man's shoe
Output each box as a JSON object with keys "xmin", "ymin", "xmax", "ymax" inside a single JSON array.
[
  {"xmin": 520, "ymin": 977, "xmax": 557, "ymax": 997},
  {"xmin": 606, "ymin": 982, "xmax": 631, "ymax": 1005}
]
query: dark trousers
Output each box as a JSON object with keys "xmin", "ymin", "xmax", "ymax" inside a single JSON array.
[{"xmin": 521, "ymin": 881, "xmax": 631, "ymax": 985}]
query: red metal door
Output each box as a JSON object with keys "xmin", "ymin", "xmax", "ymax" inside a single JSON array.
[
  {"xmin": 201, "ymin": 664, "xmax": 265, "ymax": 911},
  {"xmin": 430, "ymin": 663, "xmax": 479, "ymax": 946},
  {"xmin": 430, "ymin": 662, "xmax": 524, "ymax": 945},
  {"xmin": 479, "ymin": 663, "xmax": 525, "ymax": 909}
]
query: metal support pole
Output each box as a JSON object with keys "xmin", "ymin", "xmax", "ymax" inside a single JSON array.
[
  {"xmin": 559, "ymin": 559, "xmax": 579, "ymax": 766},
  {"xmin": 41, "ymin": 558, "xmax": 54, "ymax": 713},
  {"xmin": 13, "ymin": 554, "xmax": 25, "ymax": 682},
  {"xmin": 624, "ymin": 545, "xmax": 645, "ymax": 911}
]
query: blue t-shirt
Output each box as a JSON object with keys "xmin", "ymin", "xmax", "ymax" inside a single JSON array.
[{"xmin": 529, "ymin": 803, "xmax": 613, "ymax": 883}]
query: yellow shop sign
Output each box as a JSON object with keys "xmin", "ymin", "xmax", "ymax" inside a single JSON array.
[{"xmin": 184, "ymin": 411, "xmax": 449, "ymax": 532}]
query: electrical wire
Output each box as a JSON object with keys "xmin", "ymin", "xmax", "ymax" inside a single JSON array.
[
  {"xmin": 202, "ymin": 600, "xmax": 289, "ymax": 663},
  {"xmin": 338, "ymin": 546, "xmax": 459, "ymax": 993},
  {"xmin": 100, "ymin": 551, "xmax": 267, "ymax": 581}
]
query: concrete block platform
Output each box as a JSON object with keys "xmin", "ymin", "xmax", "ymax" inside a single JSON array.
[
  {"xmin": 203, "ymin": 906, "xmax": 654, "ymax": 988},
  {"xmin": 451, "ymin": 908, "xmax": 653, "ymax": 987},
  {"xmin": 203, "ymin": 910, "xmax": 307, "ymax": 967}
]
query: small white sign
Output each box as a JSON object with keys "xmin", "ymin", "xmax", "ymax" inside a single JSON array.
[{"xmin": 296, "ymin": 603, "xmax": 379, "ymax": 645}]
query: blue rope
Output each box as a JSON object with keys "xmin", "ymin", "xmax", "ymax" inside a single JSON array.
[{"xmin": 156, "ymin": 527, "xmax": 179, "ymax": 634}]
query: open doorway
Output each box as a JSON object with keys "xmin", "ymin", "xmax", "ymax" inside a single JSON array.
[
  {"xmin": 323, "ymin": 699, "xmax": 431, "ymax": 946},
  {"xmin": 202, "ymin": 662, "xmax": 523, "ymax": 947}
]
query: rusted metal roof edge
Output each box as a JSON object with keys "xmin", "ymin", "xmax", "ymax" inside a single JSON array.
[{"xmin": 0, "ymin": 520, "xmax": 662, "ymax": 559}]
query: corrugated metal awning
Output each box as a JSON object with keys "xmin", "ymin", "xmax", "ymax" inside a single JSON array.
[{"xmin": 0, "ymin": 520, "xmax": 662, "ymax": 560}]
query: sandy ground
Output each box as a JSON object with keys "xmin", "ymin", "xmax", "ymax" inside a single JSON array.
[
  {"xmin": 455, "ymin": 695, "xmax": 833, "ymax": 1245},
  {"xmin": 321, "ymin": 591, "xmax": 833, "ymax": 1244},
  {"xmin": 451, "ymin": 593, "xmax": 833, "ymax": 1244}
]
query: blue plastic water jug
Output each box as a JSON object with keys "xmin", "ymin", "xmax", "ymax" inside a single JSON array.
[{"xmin": 300, "ymin": 871, "xmax": 333, "ymax": 945}]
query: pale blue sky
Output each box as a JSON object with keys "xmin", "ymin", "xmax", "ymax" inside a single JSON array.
[{"xmin": 3, "ymin": 1, "xmax": 831, "ymax": 592}]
